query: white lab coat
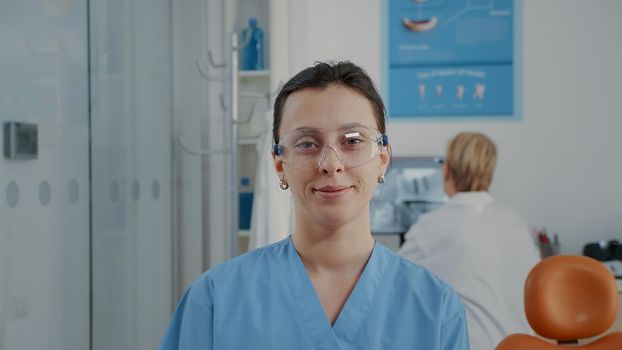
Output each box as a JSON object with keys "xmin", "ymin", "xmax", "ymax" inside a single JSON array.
[
  {"xmin": 399, "ymin": 192, "xmax": 540, "ymax": 350},
  {"xmin": 249, "ymin": 112, "xmax": 293, "ymax": 249}
]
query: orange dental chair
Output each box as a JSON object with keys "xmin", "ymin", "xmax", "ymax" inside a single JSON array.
[{"xmin": 496, "ymin": 255, "xmax": 622, "ymax": 349}]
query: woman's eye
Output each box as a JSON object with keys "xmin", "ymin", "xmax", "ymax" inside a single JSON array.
[
  {"xmin": 344, "ymin": 137, "xmax": 363, "ymax": 145},
  {"xmin": 295, "ymin": 141, "xmax": 317, "ymax": 149}
]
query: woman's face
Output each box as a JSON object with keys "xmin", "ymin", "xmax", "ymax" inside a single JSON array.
[{"xmin": 274, "ymin": 84, "xmax": 390, "ymax": 228}]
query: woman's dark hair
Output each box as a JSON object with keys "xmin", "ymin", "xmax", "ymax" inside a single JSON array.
[{"xmin": 272, "ymin": 61, "xmax": 386, "ymax": 143}]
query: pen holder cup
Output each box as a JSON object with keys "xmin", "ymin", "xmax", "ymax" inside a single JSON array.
[{"xmin": 539, "ymin": 242, "xmax": 560, "ymax": 259}]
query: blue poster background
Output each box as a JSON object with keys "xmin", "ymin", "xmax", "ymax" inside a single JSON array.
[{"xmin": 388, "ymin": 0, "xmax": 514, "ymax": 118}]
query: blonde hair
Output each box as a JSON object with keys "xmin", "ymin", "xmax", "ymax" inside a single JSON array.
[{"xmin": 445, "ymin": 132, "xmax": 497, "ymax": 192}]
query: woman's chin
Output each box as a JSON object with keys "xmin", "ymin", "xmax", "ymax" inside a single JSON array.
[{"xmin": 310, "ymin": 207, "xmax": 362, "ymax": 227}]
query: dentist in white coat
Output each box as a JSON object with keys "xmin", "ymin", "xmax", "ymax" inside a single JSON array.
[{"xmin": 399, "ymin": 132, "xmax": 540, "ymax": 350}]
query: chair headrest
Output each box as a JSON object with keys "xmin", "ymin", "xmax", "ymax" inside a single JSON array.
[{"xmin": 525, "ymin": 255, "xmax": 619, "ymax": 340}]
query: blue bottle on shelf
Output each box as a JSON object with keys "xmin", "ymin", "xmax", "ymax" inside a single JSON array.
[
  {"xmin": 241, "ymin": 18, "xmax": 264, "ymax": 70},
  {"xmin": 239, "ymin": 176, "xmax": 254, "ymax": 230}
]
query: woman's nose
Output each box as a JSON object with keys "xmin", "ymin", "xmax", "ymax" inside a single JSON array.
[{"xmin": 318, "ymin": 145, "xmax": 345, "ymax": 174}]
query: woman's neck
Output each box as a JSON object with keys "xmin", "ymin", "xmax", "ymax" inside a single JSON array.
[{"xmin": 291, "ymin": 217, "xmax": 375, "ymax": 271}]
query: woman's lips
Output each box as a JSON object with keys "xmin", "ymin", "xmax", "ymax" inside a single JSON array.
[{"xmin": 313, "ymin": 185, "xmax": 352, "ymax": 199}]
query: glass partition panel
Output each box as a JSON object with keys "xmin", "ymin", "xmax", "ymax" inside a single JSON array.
[
  {"xmin": 90, "ymin": 0, "xmax": 173, "ymax": 348},
  {"xmin": 0, "ymin": 1, "xmax": 90, "ymax": 349}
]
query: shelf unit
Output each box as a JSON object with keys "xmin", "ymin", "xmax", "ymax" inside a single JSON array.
[
  {"xmin": 226, "ymin": 0, "xmax": 289, "ymax": 256},
  {"xmin": 239, "ymin": 70, "xmax": 270, "ymax": 77}
]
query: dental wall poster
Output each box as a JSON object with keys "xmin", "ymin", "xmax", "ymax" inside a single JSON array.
[{"xmin": 388, "ymin": 0, "xmax": 515, "ymax": 118}]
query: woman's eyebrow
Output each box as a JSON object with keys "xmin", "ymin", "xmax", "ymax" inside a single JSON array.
[
  {"xmin": 339, "ymin": 122, "xmax": 366, "ymax": 128},
  {"xmin": 289, "ymin": 127, "xmax": 321, "ymax": 134},
  {"xmin": 290, "ymin": 123, "xmax": 368, "ymax": 133}
]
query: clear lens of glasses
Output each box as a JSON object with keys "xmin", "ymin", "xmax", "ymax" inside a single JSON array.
[{"xmin": 275, "ymin": 124, "xmax": 387, "ymax": 170}]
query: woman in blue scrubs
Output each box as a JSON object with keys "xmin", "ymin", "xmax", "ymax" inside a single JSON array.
[{"xmin": 161, "ymin": 61, "xmax": 469, "ymax": 349}]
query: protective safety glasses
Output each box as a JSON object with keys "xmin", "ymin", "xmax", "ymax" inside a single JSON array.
[{"xmin": 273, "ymin": 124, "xmax": 389, "ymax": 170}]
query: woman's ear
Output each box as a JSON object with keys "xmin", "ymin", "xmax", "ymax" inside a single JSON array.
[
  {"xmin": 272, "ymin": 152, "xmax": 285, "ymax": 177},
  {"xmin": 379, "ymin": 144, "xmax": 391, "ymax": 175},
  {"xmin": 442, "ymin": 162, "xmax": 450, "ymax": 182}
]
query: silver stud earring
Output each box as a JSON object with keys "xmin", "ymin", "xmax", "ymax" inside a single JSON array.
[
  {"xmin": 377, "ymin": 175, "xmax": 385, "ymax": 184},
  {"xmin": 279, "ymin": 178, "xmax": 289, "ymax": 190}
]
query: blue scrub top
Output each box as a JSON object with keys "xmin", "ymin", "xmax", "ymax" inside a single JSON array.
[{"xmin": 161, "ymin": 237, "xmax": 469, "ymax": 349}]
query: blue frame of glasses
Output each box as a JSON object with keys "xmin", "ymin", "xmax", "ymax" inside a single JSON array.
[{"xmin": 272, "ymin": 134, "xmax": 389, "ymax": 157}]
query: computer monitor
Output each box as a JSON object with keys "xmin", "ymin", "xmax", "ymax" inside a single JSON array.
[{"xmin": 371, "ymin": 156, "xmax": 447, "ymax": 243}]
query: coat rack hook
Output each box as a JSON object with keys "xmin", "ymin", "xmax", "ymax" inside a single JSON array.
[
  {"xmin": 196, "ymin": 60, "xmax": 225, "ymax": 81},
  {"xmin": 208, "ymin": 50, "xmax": 227, "ymax": 68}
]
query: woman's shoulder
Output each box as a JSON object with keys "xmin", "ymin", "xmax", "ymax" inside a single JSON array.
[
  {"xmin": 379, "ymin": 243, "xmax": 465, "ymax": 317},
  {"xmin": 188, "ymin": 238, "xmax": 289, "ymax": 296},
  {"xmin": 208, "ymin": 238, "xmax": 288, "ymax": 276},
  {"xmin": 380, "ymin": 244, "xmax": 448, "ymax": 288}
]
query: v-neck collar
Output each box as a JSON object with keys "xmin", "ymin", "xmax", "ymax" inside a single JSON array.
[{"xmin": 277, "ymin": 236, "xmax": 392, "ymax": 349}]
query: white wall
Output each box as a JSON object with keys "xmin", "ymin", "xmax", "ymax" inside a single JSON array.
[
  {"xmin": 289, "ymin": 0, "xmax": 622, "ymax": 254},
  {"xmin": 289, "ymin": 0, "xmax": 381, "ymax": 82}
]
